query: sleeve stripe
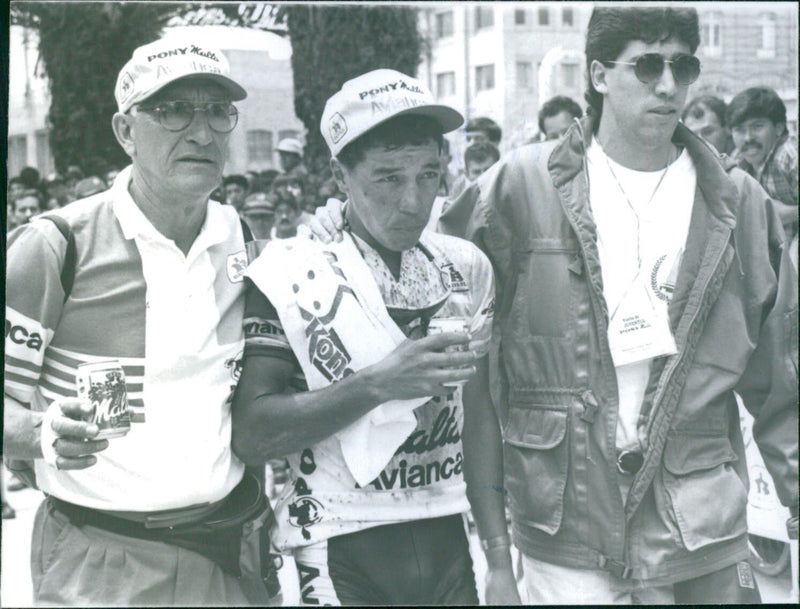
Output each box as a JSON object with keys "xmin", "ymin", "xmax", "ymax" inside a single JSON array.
[
  {"xmin": 41, "ymin": 362, "xmax": 76, "ymax": 384},
  {"xmin": 41, "ymin": 348, "xmax": 82, "ymax": 368},
  {"xmin": 4, "ymin": 371, "xmax": 39, "ymax": 387},
  {"xmin": 45, "ymin": 348, "xmax": 146, "ymax": 378},
  {"xmin": 5, "ymin": 354, "xmax": 42, "ymax": 374},
  {"xmin": 40, "ymin": 377, "xmax": 78, "ymax": 397}
]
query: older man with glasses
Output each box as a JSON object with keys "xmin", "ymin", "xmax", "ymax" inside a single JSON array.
[{"xmin": 4, "ymin": 37, "xmax": 279, "ymax": 606}]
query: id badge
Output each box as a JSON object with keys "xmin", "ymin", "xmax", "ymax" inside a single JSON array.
[{"xmin": 608, "ymin": 281, "xmax": 677, "ymax": 367}]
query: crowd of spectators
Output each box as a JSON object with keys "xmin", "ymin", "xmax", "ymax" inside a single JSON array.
[{"xmin": 8, "ymin": 88, "xmax": 795, "ymax": 251}]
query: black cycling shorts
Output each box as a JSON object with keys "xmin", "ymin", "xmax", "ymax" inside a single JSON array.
[{"xmin": 293, "ymin": 514, "xmax": 479, "ymax": 606}]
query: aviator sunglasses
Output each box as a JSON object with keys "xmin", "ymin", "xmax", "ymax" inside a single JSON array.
[
  {"xmin": 603, "ymin": 53, "xmax": 701, "ymax": 86},
  {"xmin": 136, "ymin": 100, "xmax": 239, "ymax": 133}
]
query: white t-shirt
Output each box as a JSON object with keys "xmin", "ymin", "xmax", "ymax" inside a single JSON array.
[{"xmin": 586, "ymin": 138, "xmax": 696, "ymax": 452}]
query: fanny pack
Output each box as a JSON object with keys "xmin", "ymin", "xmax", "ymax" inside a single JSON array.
[{"xmin": 49, "ymin": 471, "xmax": 271, "ymax": 577}]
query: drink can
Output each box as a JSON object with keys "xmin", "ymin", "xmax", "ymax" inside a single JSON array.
[
  {"xmin": 427, "ymin": 317, "xmax": 470, "ymax": 387},
  {"xmin": 76, "ymin": 360, "xmax": 131, "ymax": 439}
]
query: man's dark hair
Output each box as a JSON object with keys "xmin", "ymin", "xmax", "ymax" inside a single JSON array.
[
  {"xmin": 726, "ymin": 87, "xmax": 787, "ymax": 129},
  {"xmin": 584, "ymin": 7, "xmax": 700, "ymax": 126},
  {"xmin": 464, "ymin": 142, "xmax": 500, "ymax": 167},
  {"xmin": 681, "ymin": 95, "xmax": 728, "ymax": 126},
  {"xmin": 19, "ymin": 167, "xmax": 41, "ymax": 189},
  {"xmin": 336, "ymin": 114, "xmax": 444, "ymax": 170},
  {"xmin": 538, "ymin": 96, "xmax": 583, "ymax": 133},
  {"xmin": 223, "ymin": 174, "xmax": 248, "ymax": 190},
  {"xmin": 465, "ymin": 117, "xmax": 502, "ymax": 144}
]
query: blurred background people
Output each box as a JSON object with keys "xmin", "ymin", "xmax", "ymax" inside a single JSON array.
[
  {"xmin": 223, "ymin": 174, "xmax": 249, "ymax": 215},
  {"xmin": 464, "ymin": 116, "xmax": 502, "ymax": 146},
  {"xmin": 276, "ymin": 137, "xmax": 308, "ymax": 181},
  {"xmin": 42, "ymin": 173, "xmax": 74, "ymax": 209},
  {"xmin": 464, "ymin": 142, "xmax": 501, "ymax": 182},
  {"xmin": 538, "ymin": 95, "xmax": 583, "ymax": 140},
  {"xmin": 11, "ymin": 189, "xmax": 43, "ymax": 228},
  {"xmin": 272, "ymin": 191, "xmax": 299, "ymax": 239},
  {"xmin": 241, "ymin": 192, "xmax": 276, "ymax": 240},
  {"xmin": 73, "ymin": 176, "xmax": 108, "ymax": 199},
  {"xmin": 682, "ymin": 95, "xmax": 734, "ymax": 155}
]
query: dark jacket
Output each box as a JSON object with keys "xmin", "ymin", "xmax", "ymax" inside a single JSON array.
[{"xmin": 442, "ymin": 116, "xmax": 798, "ymax": 584}]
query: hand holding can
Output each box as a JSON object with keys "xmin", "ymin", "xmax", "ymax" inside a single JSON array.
[
  {"xmin": 76, "ymin": 360, "xmax": 131, "ymax": 439},
  {"xmin": 428, "ymin": 318, "xmax": 472, "ymax": 387}
]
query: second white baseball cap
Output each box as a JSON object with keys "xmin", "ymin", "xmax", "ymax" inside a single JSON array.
[{"xmin": 320, "ymin": 69, "xmax": 463, "ymax": 157}]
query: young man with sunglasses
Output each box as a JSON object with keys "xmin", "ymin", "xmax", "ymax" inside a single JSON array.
[
  {"xmin": 232, "ymin": 69, "xmax": 495, "ymax": 605},
  {"xmin": 450, "ymin": 6, "xmax": 797, "ymax": 604},
  {"xmin": 4, "ymin": 37, "xmax": 278, "ymax": 606},
  {"xmin": 307, "ymin": 5, "xmax": 798, "ymax": 604}
]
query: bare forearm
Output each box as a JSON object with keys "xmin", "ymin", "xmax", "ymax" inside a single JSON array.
[
  {"xmin": 3, "ymin": 395, "xmax": 44, "ymax": 459},
  {"xmin": 232, "ymin": 366, "xmax": 384, "ymax": 465},
  {"xmin": 462, "ymin": 359, "xmax": 511, "ymax": 564}
]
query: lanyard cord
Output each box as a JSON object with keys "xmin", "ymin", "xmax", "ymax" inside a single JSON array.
[
  {"xmin": 601, "ymin": 147, "xmax": 675, "ymax": 320},
  {"xmin": 603, "ymin": 147, "xmax": 675, "ymax": 270}
]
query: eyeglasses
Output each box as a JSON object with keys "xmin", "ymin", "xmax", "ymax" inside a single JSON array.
[
  {"xmin": 136, "ymin": 100, "xmax": 239, "ymax": 133},
  {"xmin": 604, "ymin": 53, "xmax": 701, "ymax": 86}
]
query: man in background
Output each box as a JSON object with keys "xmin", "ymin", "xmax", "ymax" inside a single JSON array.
[
  {"xmin": 682, "ymin": 95, "xmax": 734, "ymax": 155},
  {"xmin": 728, "ymin": 86, "xmax": 797, "ymax": 247},
  {"xmin": 224, "ymin": 174, "xmax": 249, "ymax": 215},
  {"xmin": 538, "ymin": 95, "xmax": 583, "ymax": 140},
  {"xmin": 277, "ymin": 137, "xmax": 309, "ymax": 182}
]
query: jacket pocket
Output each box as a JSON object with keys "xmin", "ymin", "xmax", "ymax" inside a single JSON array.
[
  {"xmin": 509, "ymin": 247, "xmax": 576, "ymax": 338},
  {"xmin": 502, "ymin": 405, "xmax": 569, "ymax": 535},
  {"xmin": 660, "ymin": 434, "xmax": 747, "ymax": 552}
]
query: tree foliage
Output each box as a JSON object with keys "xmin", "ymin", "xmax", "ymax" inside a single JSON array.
[
  {"xmin": 11, "ymin": 3, "xmax": 179, "ymax": 175},
  {"xmin": 284, "ymin": 5, "xmax": 422, "ymax": 174}
]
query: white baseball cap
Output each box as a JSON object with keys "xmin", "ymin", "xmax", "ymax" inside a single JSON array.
[
  {"xmin": 115, "ymin": 37, "xmax": 247, "ymax": 113},
  {"xmin": 277, "ymin": 138, "xmax": 304, "ymax": 156},
  {"xmin": 320, "ymin": 69, "xmax": 464, "ymax": 157}
]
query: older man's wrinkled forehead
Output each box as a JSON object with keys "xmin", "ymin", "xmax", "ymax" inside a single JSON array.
[{"xmin": 143, "ymin": 76, "xmax": 231, "ymax": 105}]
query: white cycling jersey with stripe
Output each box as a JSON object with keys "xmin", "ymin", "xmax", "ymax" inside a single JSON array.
[{"xmin": 5, "ymin": 166, "xmax": 247, "ymax": 511}]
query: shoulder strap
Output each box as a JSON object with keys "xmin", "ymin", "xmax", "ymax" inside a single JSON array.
[{"xmin": 37, "ymin": 215, "xmax": 76, "ymax": 302}]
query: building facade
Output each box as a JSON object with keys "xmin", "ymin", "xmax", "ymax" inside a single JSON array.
[
  {"xmin": 418, "ymin": 3, "xmax": 593, "ymax": 161},
  {"xmin": 418, "ymin": 2, "xmax": 798, "ymax": 171}
]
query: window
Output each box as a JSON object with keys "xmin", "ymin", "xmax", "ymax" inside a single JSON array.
[
  {"xmin": 758, "ymin": 13, "xmax": 776, "ymax": 58},
  {"xmin": 7, "ymin": 135, "xmax": 28, "ymax": 178},
  {"xmin": 475, "ymin": 64, "xmax": 495, "ymax": 92},
  {"xmin": 515, "ymin": 9, "xmax": 526, "ymax": 25},
  {"xmin": 562, "ymin": 7, "xmax": 574, "ymax": 27},
  {"xmin": 435, "ymin": 11, "xmax": 454, "ymax": 39},
  {"xmin": 538, "ymin": 7, "xmax": 550, "ymax": 26},
  {"xmin": 475, "ymin": 7, "xmax": 494, "ymax": 30},
  {"xmin": 35, "ymin": 129, "xmax": 54, "ymax": 176},
  {"xmin": 247, "ymin": 129, "xmax": 273, "ymax": 164},
  {"xmin": 561, "ymin": 63, "xmax": 579, "ymax": 88},
  {"xmin": 701, "ymin": 13, "xmax": 722, "ymax": 57},
  {"xmin": 436, "ymin": 72, "xmax": 456, "ymax": 97},
  {"xmin": 516, "ymin": 62, "xmax": 533, "ymax": 89}
]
